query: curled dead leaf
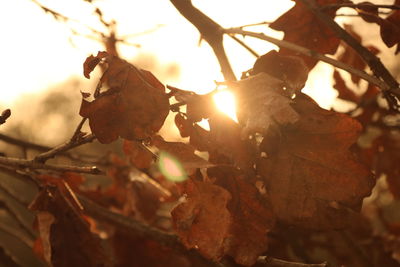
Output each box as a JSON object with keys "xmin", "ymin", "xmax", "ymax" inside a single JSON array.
[{"xmin": 80, "ymin": 52, "xmax": 169, "ymax": 143}]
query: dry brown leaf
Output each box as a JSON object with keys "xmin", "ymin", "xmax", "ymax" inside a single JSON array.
[
  {"xmin": 209, "ymin": 167, "xmax": 275, "ymax": 266},
  {"xmin": 152, "ymin": 135, "xmax": 212, "ymax": 175},
  {"xmin": 233, "ymin": 73, "xmax": 300, "ymax": 137},
  {"xmin": 270, "ymin": 0, "xmax": 341, "ymax": 68},
  {"xmin": 123, "ymin": 140, "xmax": 154, "ymax": 169},
  {"xmin": 171, "ymin": 180, "xmax": 232, "ymax": 261},
  {"xmin": 258, "ymin": 93, "xmax": 375, "ymax": 229},
  {"xmin": 80, "ymin": 52, "xmax": 169, "ymax": 143},
  {"xmin": 30, "ymin": 184, "xmax": 108, "ymax": 267},
  {"xmin": 252, "ymin": 50, "xmax": 309, "ymax": 91}
]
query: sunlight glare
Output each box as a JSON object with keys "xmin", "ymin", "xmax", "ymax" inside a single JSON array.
[{"xmin": 213, "ymin": 90, "xmax": 238, "ymax": 122}]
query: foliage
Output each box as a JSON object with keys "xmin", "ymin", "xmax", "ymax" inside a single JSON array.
[{"xmin": 1, "ymin": 0, "xmax": 400, "ymax": 267}]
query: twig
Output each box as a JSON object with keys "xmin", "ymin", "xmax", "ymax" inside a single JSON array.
[
  {"xmin": 322, "ymin": 3, "xmax": 400, "ymax": 11},
  {"xmin": 336, "ymin": 12, "xmax": 391, "ymax": 17},
  {"xmin": 170, "ymin": 0, "xmax": 236, "ymax": 81},
  {"xmin": 71, "ymin": 118, "xmax": 87, "ymax": 142},
  {"xmin": 299, "ymin": 0, "xmax": 400, "ymax": 109},
  {"xmin": 0, "ymin": 156, "xmax": 103, "ymax": 175},
  {"xmin": 227, "ymin": 34, "xmax": 259, "ymax": 57},
  {"xmin": 0, "ymin": 133, "xmax": 99, "ymax": 163},
  {"xmin": 258, "ymin": 257, "xmax": 327, "ymax": 267},
  {"xmin": 224, "ymin": 28, "xmax": 388, "ymax": 91},
  {"xmin": 236, "ymin": 21, "xmax": 272, "ymax": 28},
  {"xmin": 78, "ymin": 195, "xmax": 224, "ymax": 267},
  {"xmin": 31, "ymin": 0, "xmax": 103, "ymax": 35},
  {"xmin": 0, "ymin": 109, "xmax": 11, "ymax": 125},
  {"xmin": 34, "ymin": 134, "xmax": 96, "ymax": 163},
  {"xmin": 0, "ymin": 133, "xmax": 49, "ymax": 152}
]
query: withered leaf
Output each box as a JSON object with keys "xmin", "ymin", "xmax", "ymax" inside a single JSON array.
[
  {"xmin": 80, "ymin": 52, "xmax": 169, "ymax": 143},
  {"xmin": 112, "ymin": 231, "xmax": 193, "ymax": 267},
  {"xmin": 171, "ymin": 180, "xmax": 232, "ymax": 261},
  {"xmin": 208, "ymin": 111, "xmax": 256, "ymax": 171},
  {"xmin": 210, "ymin": 167, "xmax": 275, "ymax": 266},
  {"xmin": 270, "ymin": 0, "xmax": 341, "ymax": 68},
  {"xmin": 338, "ymin": 25, "xmax": 380, "ymax": 85},
  {"xmin": 357, "ymin": 4, "xmax": 400, "ymax": 54},
  {"xmin": 152, "ymin": 135, "xmax": 212, "ymax": 175},
  {"xmin": 333, "ymin": 70, "xmax": 359, "ymax": 103},
  {"xmin": 123, "ymin": 140, "xmax": 154, "ymax": 169},
  {"xmin": 252, "ymin": 50, "xmax": 309, "ymax": 91},
  {"xmin": 360, "ymin": 132, "xmax": 400, "ymax": 199},
  {"xmin": 83, "ymin": 51, "xmax": 108, "ymax": 79},
  {"xmin": 258, "ymin": 93, "xmax": 375, "ymax": 229},
  {"xmin": 30, "ymin": 183, "xmax": 108, "ymax": 267},
  {"xmin": 233, "ymin": 73, "xmax": 299, "ymax": 137},
  {"xmin": 173, "ymin": 88, "xmax": 214, "ymax": 122}
]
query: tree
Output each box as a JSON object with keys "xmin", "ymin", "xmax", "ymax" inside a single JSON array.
[{"xmin": 1, "ymin": 0, "xmax": 400, "ymax": 266}]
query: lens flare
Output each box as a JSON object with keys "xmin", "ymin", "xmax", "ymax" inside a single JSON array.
[{"xmin": 157, "ymin": 151, "xmax": 188, "ymax": 182}]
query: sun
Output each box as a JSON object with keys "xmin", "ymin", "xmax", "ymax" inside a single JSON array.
[{"xmin": 213, "ymin": 90, "xmax": 238, "ymax": 122}]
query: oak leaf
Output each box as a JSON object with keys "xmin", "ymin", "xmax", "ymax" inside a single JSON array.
[
  {"xmin": 357, "ymin": 2, "xmax": 400, "ymax": 54},
  {"xmin": 252, "ymin": 50, "xmax": 309, "ymax": 91},
  {"xmin": 171, "ymin": 180, "xmax": 232, "ymax": 261},
  {"xmin": 336, "ymin": 25, "xmax": 380, "ymax": 85},
  {"xmin": 258, "ymin": 93, "xmax": 375, "ymax": 229},
  {"xmin": 123, "ymin": 140, "xmax": 154, "ymax": 169},
  {"xmin": 333, "ymin": 70, "xmax": 359, "ymax": 103},
  {"xmin": 270, "ymin": 0, "xmax": 341, "ymax": 68},
  {"xmin": 80, "ymin": 52, "xmax": 169, "ymax": 143},
  {"xmin": 210, "ymin": 167, "xmax": 275, "ymax": 266},
  {"xmin": 29, "ymin": 182, "xmax": 108, "ymax": 267},
  {"xmin": 152, "ymin": 135, "xmax": 212, "ymax": 175},
  {"xmin": 233, "ymin": 73, "xmax": 300, "ymax": 137},
  {"xmin": 208, "ymin": 112, "xmax": 256, "ymax": 171}
]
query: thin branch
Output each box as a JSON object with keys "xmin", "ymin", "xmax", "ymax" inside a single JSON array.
[
  {"xmin": 31, "ymin": 0, "xmax": 103, "ymax": 35},
  {"xmin": 34, "ymin": 134, "xmax": 96, "ymax": 163},
  {"xmin": 258, "ymin": 257, "xmax": 327, "ymax": 267},
  {"xmin": 0, "ymin": 133, "xmax": 99, "ymax": 163},
  {"xmin": 0, "ymin": 133, "xmax": 50, "ymax": 152},
  {"xmin": 322, "ymin": 3, "xmax": 400, "ymax": 10},
  {"xmin": 336, "ymin": 12, "xmax": 392, "ymax": 17},
  {"xmin": 78, "ymin": 195, "xmax": 224, "ymax": 267},
  {"xmin": 299, "ymin": 0, "xmax": 400, "ymax": 109},
  {"xmin": 224, "ymin": 28, "xmax": 388, "ymax": 91},
  {"xmin": 227, "ymin": 34, "xmax": 259, "ymax": 57},
  {"xmin": 71, "ymin": 118, "xmax": 87, "ymax": 142},
  {"xmin": 0, "ymin": 156, "xmax": 103, "ymax": 175},
  {"xmin": 170, "ymin": 0, "xmax": 236, "ymax": 81},
  {"xmin": 236, "ymin": 21, "xmax": 272, "ymax": 28}
]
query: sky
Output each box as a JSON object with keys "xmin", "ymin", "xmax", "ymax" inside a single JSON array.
[{"xmin": 1, "ymin": 0, "xmax": 394, "ymax": 121}]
